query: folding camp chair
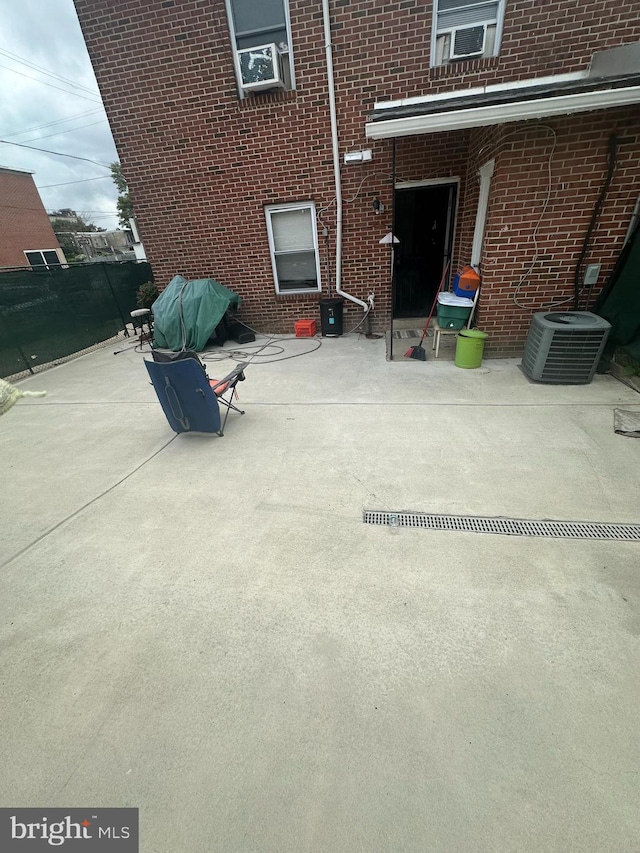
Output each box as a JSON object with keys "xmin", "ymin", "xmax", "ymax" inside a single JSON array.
[{"xmin": 146, "ymin": 350, "xmax": 247, "ymax": 435}]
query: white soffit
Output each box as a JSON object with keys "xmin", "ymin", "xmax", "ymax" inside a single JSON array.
[
  {"xmin": 365, "ymin": 85, "xmax": 640, "ymax": 139},
  {"xmin": 373, "ymin": 71, "xmax": 588, "ymax": 111}
]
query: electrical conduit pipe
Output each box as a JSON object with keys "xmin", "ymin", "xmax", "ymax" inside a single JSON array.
[{"xmin": 322, "ymin": 0, "xmax": 370, "ymax": 313}]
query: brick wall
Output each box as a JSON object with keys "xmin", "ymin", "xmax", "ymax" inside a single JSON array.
[
  {"xmin": 330, "ymin": 0, "xmax": 640, "ymax": 122},
  {"xmin": 473, "ymin": 108, "xmax": 640, "ymax": 353},
  {"xmin": 0, "ymin": 170, "xmax": 62, "ymax": 268},
  {"xmin": 73, "ymin": 0, "xmax": 640, "ymax": 337},
  {"xmin": 385, "ymin": 109, "xmax": 640, "ymax": 354}
]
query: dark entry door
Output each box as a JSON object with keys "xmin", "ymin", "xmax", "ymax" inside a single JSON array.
[{"xmin": 393, "ymin": 183, "xmax": 457, "ymax": 318}]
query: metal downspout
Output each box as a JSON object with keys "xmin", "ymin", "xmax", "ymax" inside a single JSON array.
[
  {"xmin": 322, "ymin": 0, "xmax": 368, "ymax": 311},
  {"xmin": 390, "ymin": 137, "xmax": 396, "ymax": 359}
]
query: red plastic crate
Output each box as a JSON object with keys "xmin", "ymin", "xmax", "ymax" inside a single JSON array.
[{"xmin": 294, "ymin": 319, "xmax": 317, "ymax": 337}]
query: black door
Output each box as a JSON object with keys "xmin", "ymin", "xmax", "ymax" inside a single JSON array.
[{"xmin": 393, "ymin": 183, "xmax": 457, "ymax": 318}]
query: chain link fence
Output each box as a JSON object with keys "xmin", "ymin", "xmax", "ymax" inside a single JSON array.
[{"xmin": 0, "ymin": 261, "xmax": 153, "ymax": 379}]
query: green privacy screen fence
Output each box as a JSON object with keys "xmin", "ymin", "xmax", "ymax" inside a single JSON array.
[{"xmin": 0, "ymin": 261, "xmax": 153, "ymax": 379}]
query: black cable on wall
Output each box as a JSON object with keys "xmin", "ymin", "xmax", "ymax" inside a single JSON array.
[{"xmin": 574, "ymin": 132, "xmax": 618, "ymax": 311}]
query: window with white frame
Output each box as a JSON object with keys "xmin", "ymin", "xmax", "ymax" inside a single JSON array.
[
  {"xmin": 226, "ymin": 0, "xmax": 294, "ymax": 94},
  {"xmin": 24, "ymin": 249, "xmax": 61, "ymax": 269},
  {"xmin": 432, "ymin": 0, "xmax": 506, "ymax": 67},
  {"xmin": 265, "ymin": 203, "xmax": 321, "ymax": 294}
]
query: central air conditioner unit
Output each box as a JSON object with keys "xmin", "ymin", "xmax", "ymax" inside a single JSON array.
[
  {"xmin": 521, "ymin": 311, "xmax": 611, "ymax": 384},
  {"xmin": 237, "ymin": 43, "xmax": 284, "ymax": 92},
  {"xmin": 450, "ymin": 24, "xmax": 487, "ymax": 59}
]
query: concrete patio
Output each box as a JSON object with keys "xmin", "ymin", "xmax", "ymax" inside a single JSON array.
[{"xmin": 1, "ymin": 333, "xmax": 640, "ymax": 852}]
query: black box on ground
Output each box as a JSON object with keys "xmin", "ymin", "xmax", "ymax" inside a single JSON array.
[{"xmin": 226, "ymin": 319, "xmax": 255, "ymax": 344}]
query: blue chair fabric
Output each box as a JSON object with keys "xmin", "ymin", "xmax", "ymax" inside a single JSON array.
[{"xmin": 145, "ymin": 358, "xmax": 222, "ymax": 434}]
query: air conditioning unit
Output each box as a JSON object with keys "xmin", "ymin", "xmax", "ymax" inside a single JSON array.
[
  {"xmin": 450, "ymin": 24, "xmax": 487, "ymax": 59},
  {"xmin": 237, "ymin": 43, "xmax": 284, "ymax": 92},
  {"xmin": 521, "ymin": 311, "xmax": 611, "ymax": 384}
]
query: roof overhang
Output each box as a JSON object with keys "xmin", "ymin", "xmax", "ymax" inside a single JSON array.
[
  {"xmin": 0, "ymin": 165, "xmax": 35, "ymax": 176},
  {"xmin": 365, "ymin": 77, "xmax": 640, "ymax": 140}
]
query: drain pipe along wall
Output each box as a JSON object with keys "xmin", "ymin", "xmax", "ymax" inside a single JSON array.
[{"xmin": 322, "ymin": 0, "xmax": 369, "ymax": 312}]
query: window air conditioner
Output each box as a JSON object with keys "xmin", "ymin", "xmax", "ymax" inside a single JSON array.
[
  {"xmin": 237, "ymin": 43, "xmax": 284, "ymax": 92},
  {"xmin": 450, "ymin": 24, "xmax": 487, "ymax": 59},
  {"xmin": 521, "ymin": 312, "xmax": 611, "ymax": 384}
]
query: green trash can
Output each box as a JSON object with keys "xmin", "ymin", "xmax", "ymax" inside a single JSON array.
[{"xmin": 455, "ymin": 328, "xmax": 488, "ymax": 368}]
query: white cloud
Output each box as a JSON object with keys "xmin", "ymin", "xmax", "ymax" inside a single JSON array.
[{"xmin": 0, "ymin": 0, "xmax": 122, "ymax": 230}]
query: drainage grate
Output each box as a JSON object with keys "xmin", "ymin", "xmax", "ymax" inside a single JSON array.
[{"xmin": 363, "ymin": 510, "xmax": 640, "ymax": 541}]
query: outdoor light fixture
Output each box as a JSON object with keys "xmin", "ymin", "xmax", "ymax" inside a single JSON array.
[
  {"xmin": 344, "ymin": 149, "xmax": 373, "ymax": 164},
  {"xmin": 373, "ymin": 197, "xmax": 384, "ymax": 214}
]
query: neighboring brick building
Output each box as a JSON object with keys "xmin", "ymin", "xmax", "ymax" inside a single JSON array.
[
  {"xmin": 55, "ymin": 229, "xmax": 135, "ymax": 262},
  {"xmin": 0, "ymin": 167, "xmax": 65, "ymax": 269},
  {"xmin": 73, "ymin": 0, "xmax": 640, "ymax": 353}
]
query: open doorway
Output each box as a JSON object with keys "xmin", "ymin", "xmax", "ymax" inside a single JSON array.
[{"xmin": 393, "ymin": 181, "xmax": 457, "ymax": 318}]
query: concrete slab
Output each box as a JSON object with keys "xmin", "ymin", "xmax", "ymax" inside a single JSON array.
[{"xmin": 1, "ymin": 335, "xmax": 640, "ymax": 852}]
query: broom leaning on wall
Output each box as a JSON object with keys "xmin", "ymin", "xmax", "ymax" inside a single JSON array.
[{"xmin": 405, "ymin": 262, "xmax": 450, "ymax": 362}]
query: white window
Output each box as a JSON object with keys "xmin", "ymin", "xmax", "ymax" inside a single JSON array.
[
  {"xmin": 432, "ymin": 0, "xmax": 506, "ymax": 67},
  {"xmin": 265, "ymin": 202, "xmax": 321, "ymax": 295},
  {"xmin": 226, "ymin": 0, "xmax": 294, "ymax": 94},
  {"xmin": 24, "ymin": 249, "xmax": 62, "ymax": 269}
]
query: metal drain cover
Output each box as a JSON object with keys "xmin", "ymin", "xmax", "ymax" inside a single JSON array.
[{"xmin": 363, "ymin": 510, "xmax": 640, "ymax": 541}]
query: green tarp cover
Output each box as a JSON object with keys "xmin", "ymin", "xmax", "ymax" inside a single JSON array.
[
  {"xmin": 152, "ymin": 275, "xmax": 241, "ymax": 352},
  {"xmin": 594, "ymin": 224, "xmax": 640, "ymax": 366}
]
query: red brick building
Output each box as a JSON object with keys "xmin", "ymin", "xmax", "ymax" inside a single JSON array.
[
  {"xmin": 0, "ymin": 167, "xmax": 65, "ymax": 269},
  {"xmin": 73, "ymin": 0, "xmax": 640, "ymax": 353}
]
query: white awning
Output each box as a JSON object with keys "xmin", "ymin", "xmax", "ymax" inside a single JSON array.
[{"xmin": 365, "ymin": 83, "xmax": 640, "ymax": 139}]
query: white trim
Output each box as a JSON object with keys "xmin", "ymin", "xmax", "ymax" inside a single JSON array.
[
  {"xmin": 374, "ymin": 71, "xmax": 589, "ymax": 112},
  {"xmin": 444, "ymin": 182, "xmax": 459, "ymax": 281},
  {"xmin": 0, "ymin": 165, "xmax": 35, "ymax": 175},
  {"xmin": 224, "ymin": 0, "xmax": 244, "ymax": 99},
  {"xmin": 366, "ymin": 84, "xmax": 640, "ymax": 139},
  {"xmin": 128, "ymin": 217, "xmax": 140, "ymax": 243},
  {"xmin": 493, "ymin": 0, "xmax": 506, "ymax": 64},
  {"xmin": 395, "ymin": 176, "xmax": 461, "ymax": 190},
  {"xmin": 22, "ymin": 246, "xmax": 64, "ymax": 265},
  {"xmin": 429, "ymin": 4, "xmax": 438, "ymax": 68},
  {"xmin": 470, "ymin": 159, "xmax": 495, "ymax": 267},
  {"xmin": 283, "ymin": 0, "xmax": 296, "ymax": 91},
  {"xmin": 265, "ymin": 201, "xmax": 322, "ymax": 296},
  {"xmin": 23, "ymin": 248, "xmax": 63, "ymax": 268}
]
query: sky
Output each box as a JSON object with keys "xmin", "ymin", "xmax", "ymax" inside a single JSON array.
[{"xmin": 0, "ymin": 0, "xmax": 121, "ymax": 230}]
